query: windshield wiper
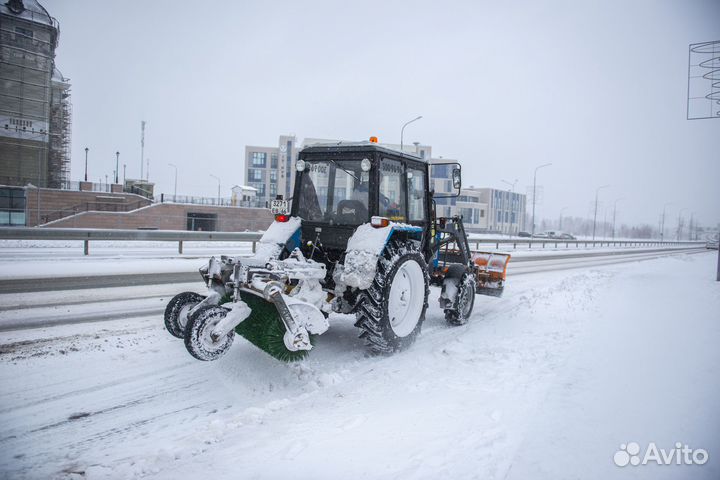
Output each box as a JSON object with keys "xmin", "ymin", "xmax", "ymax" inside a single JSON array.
[{"xmin": 329, "ymin": 159, "xmax": 359, "ymax": 182}]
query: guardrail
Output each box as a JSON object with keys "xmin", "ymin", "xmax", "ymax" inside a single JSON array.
[
  {"xmin": 0, "ymin": 227, "xmax": 264, "ymax": 255},
  {"xmin": 0, "ymin": 227, "xmax": 707, "ymax": 256},
  {"xmin": 466, "ymin": 237, "xmax": 704, "ymax": 250}
]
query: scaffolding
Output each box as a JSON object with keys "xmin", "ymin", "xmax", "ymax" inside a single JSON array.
[
  {"xmin": 48, "ymin": 68, "xmax": 70, "ymax": 188},
  {"xmin": 0, "ymin": 0, "xmax": 68, "ymax": 188}
]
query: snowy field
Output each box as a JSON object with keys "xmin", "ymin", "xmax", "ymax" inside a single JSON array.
[{"xmin": 0, "ymin": 250, "xmax": 718, "ymax": 479}]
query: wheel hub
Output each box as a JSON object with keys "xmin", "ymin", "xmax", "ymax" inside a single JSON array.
[{"xmin": 388, "ymin": 260, "xmax": 424, "ymax": 337}]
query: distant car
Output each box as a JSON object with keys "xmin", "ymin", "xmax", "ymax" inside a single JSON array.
[
  {"xmin": 559, "ymin": 233, "xmax": 576, "ymax": 240},
  {"xmin": 518, "ymin": 231, "xmax": 532, "ymax": 238},
  {"xmin": 707, "ymin": 239, "xmax": 719, "ymax": 250},
  {"xmin": 532, "ymin": 232, "xmax": 549, "ymax": 238}
]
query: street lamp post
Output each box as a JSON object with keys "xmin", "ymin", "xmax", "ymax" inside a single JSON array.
[
  {"xmin": 531, "ymin": 163, "xmax": 552, "ymax": 237},
  {"xmin": 168, "ymin": 163, "xmax": 178, "ymax": 198},
  {"xmin": 592, "ymin": 184, "xmax": 610, "ymax": 240},
  {"xmin": 660, "ymin": 202, "xmax": 673, "ymax": 241},
  {"xmin": 559, "ymin": 206, "xmax": 568, "ymax": 231},
  {"xmin": 115, "ymin": 151, "xmax": 119, "ymax": 184},
  {"xmin": 123, "ymin": 164, "xmax": 126, "ymax": 185},
  {"xmin": 612, "ymin": 198, "xmax": 624, "ymax": 239},
  {"xmin": 400, "ymin": 116, "xmax": 422, "ymax": 153},
  {"xmin": 210, "ymin": 174, "xmax": 221, "ymax": 204},
  {"xmin": 84, "ymin": 147, "xmax": 89, "ymax": 182},
  {"xmin": 689, "ymin": 212, "xmax": 696, "ymax": 241},
  {"xmin": 676, "ymin": 208, "xmax": 688, "ymax": 240}
]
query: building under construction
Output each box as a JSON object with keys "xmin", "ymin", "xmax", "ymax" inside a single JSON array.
[{"xmin": 0, "ymin": 0, "xmax": 71, "ymax": 189}]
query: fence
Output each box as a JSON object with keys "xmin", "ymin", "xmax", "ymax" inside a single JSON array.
[
  {"xmin": 465, "ymin": 237, "xmax": 702, "ymax": 250},
  {"xmin": 42, "ymin": 200, "xmax": 148, "ymax": 224},
  {"xmin": 0, "ymin": 227, "xmax": 707, "ymax": 256},
  {"xmin": 158, "ymin": 194, "xmax": 263, "ymax": 208}
]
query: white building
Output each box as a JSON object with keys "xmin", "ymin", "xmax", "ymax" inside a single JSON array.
[
  {"xmin": 231, "ymin": 185, "xmax": 257, "ymax": 207},
  {"xmin": 459, "ymin": 187, "xmax": 526, "ymax": 234}
]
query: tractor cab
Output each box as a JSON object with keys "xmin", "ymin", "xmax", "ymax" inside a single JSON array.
[{"xmin": 288, "ymin": 141, "xmax": 433, "ymax": 257}]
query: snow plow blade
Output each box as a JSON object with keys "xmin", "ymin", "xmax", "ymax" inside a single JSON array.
[
  {"xmin": 472, "ymin": 252, "xmax": 511, "ymax": 297},
  {"xmin": 234, "ymin": 291, "xmax": 313, "ymax": 363}
]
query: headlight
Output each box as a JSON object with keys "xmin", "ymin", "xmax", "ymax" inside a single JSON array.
[
  {"xmin": 361, "ymin": 158, "xmax": 372, "ymax": 172},
  {"xmin": 296, "ymin": 160, "xmax": 306, "ymax": 172}
]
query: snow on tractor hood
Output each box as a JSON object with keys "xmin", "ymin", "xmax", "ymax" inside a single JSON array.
[{"xmin": 338, "ymin": 222, "xmax": 422, "ymax": 290}]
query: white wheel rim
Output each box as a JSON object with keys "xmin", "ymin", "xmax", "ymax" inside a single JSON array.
[
  {"xmin": 177, "ymin": 303, "xmax": 196, "ymax": 330},
  {"xmin": 200, "ymin": 313, "xmax": 226, "ymax": 351},
  {"xmin": 388, "ymin": 259, "xmax": 424, "ymax": 337}
]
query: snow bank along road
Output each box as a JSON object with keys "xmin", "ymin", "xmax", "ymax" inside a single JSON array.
[{"xmin": 0, "ymin": 249, "xmax": 718, "ymax": 479}]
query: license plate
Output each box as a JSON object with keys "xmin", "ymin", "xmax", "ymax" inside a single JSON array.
[{"xmin": 270, "ymin": 199, "xmax": 289, "ymax": 214}]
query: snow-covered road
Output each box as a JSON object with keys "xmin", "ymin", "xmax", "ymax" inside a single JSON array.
[{"xmin": 0, "ymin": 251, "xmax": 718, "ymax": 479}]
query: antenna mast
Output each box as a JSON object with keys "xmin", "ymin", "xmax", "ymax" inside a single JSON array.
[{"xmin": 140, "ymin": 120, "xmax": 146, "ymax": 180}]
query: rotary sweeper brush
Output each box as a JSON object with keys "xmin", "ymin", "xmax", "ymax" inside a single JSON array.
[{"xmin": 163, "ymin": 140, "xmax": 511, "ymax": 362}]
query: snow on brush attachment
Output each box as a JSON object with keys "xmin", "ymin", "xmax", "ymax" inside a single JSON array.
[
  {"xmin": 164, "ymin": 216, "xmax": 330, "ymax": 362},
  {"xmin": 163, "ymin": 140, "xmax": 510, "ymax": 362}
]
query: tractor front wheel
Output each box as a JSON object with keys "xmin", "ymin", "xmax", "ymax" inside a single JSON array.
[
  {"xmin": 164, "ymin": 291, "xmax": 206, "ymax": 338},
  {"xmin": 445, "ymin": 272, "xmax": 476, "ymax": 326},
  {"xmin": 184, "ymin": 305, "xmax": 234, "ymax": 361},
  {"xmin": 355, "ymin": 240, "xmax": 429, "ymax": 354}
]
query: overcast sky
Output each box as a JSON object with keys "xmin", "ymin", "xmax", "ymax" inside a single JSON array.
[{"xmin": 44, "ymin": 0, "xmax": 719, "ymax": 228}]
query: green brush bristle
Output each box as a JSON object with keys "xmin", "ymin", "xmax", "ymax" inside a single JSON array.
[{"xmin": 235, "ymin": 292, "xmax": 313, "ymax": 362}]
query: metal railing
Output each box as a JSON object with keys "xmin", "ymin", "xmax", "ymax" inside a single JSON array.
[
  {"xmin": 158, "ymin": 194, "xmax": 264, "ymax": 208},
  {"xmin": 41, "ymin": 200, "xmax": 148, "ymax": 224},
  {"xmin": 0, "ymin": 227, "xmax": 263, "ymax": 255},
  {"xmin": 0, "ymin": 227, "xmax": 707, "ymax": 256},
  {"xmin": 466, "ymin": 237, "xmax": 704, "ymax": 250}
]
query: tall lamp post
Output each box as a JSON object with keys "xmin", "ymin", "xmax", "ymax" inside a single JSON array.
[
  {"xmin": 676, "ymin": 208, "xmax": 688, "ymax": 240},
  {"xmin": 611, "ymin": 198, "xmax": 624, "ymax": 239},
  {"xmin": 168, "ymin": 163, "xmax": 178, "ymax": 198},
  {"xmin": 531, "ymin": 163, "xmax": 552, "ymax": 237},
  {"xmin": 400, "ymin": 116, "xmax": 422, "ymax": 153},
  {"xmin": 84, "ymin": 147, "xmax": 89, "ymax": 182},
  {"xmin": 115, "ymin": 151, "xmax": 119, "ymax": 184},
  {"xmin": 210, "ymin": 174, "xmax": 221, "ymax": 204},
  {"xmin": 592, "ymin": 184, "xmax": 609, "ymax": 240},
  {"xmin": 660, "ymin": 202, "xmax": 673, "ymax": 241},
  {"xmin": 558, "ymin": 206, "xmax": 568, "ymax": 231},
  {"xmin": 689, "ymin": 211, "xmax": 696, "ymax": 241}
]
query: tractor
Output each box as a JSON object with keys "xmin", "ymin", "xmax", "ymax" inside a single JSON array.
[{"xmin": 164, "ymin": 140, "xmax": 510, "ymax": 361}]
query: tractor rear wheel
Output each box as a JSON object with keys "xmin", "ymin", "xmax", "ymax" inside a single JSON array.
[
  {"xmin": 444, "ymin": 272, "xmax": 476, "ymax": 326},
  {"xmin": 184, "ymin": 305, "xmax": 234, "ymax": 361},
  {"xmin": 355, "ymin": 239, "xmax": 429, "ymax": 354},
  {"xmin": 164, "ymin": 291, "xmax": 205, "ymax": 338}
]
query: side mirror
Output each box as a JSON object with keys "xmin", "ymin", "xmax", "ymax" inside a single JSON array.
[{"xmin": 452, "ymin": 167, "xmax": 462, "ymax": 190}]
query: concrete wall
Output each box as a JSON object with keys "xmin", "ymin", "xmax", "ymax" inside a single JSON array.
[
  {"xmin": 25, "ymin": 187, "xmax": 151, "ymax": 226},
  {"xmin": 43, "ymin": 202, "xmax": 274, "ymax": 231}
]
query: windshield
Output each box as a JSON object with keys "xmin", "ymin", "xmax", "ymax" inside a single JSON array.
[{"xmin": 296, "ymin": 159, "xmax": 369, "ymax": 225}]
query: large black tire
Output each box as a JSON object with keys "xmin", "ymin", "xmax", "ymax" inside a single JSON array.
[
  {"xmin": 444, "ymin": 272, "xmax": 477, "ymax": 326},
  {"xmin": 164, "ymin": 292, "xmax": 206, "ymax": 338},
  {"xmin": 355, "ymin": 239, "xmax": 430, "ymax": 354},
  {"xmin": 184, "ymin": 305, "xmax": 234, "ymax": 361}
]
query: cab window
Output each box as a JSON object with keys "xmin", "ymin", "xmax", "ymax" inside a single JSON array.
[
  {"xmin": 379, "ymin": 158, "xmax": 406, "ymax": 221},
  {"xmin": 407, "ymin": 167, "xmax": 426, "ymax": 222}
]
